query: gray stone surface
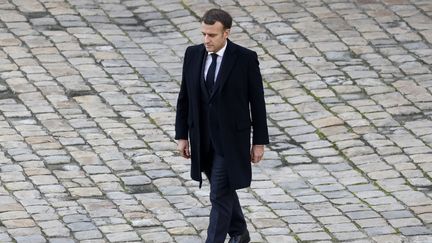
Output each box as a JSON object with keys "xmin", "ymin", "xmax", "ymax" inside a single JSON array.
[{"xmin": 0, "ymin": 0, "xmax": 431, "ymax": 242}]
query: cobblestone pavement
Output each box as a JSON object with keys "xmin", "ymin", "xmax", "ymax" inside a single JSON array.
[{"xmin": 0, "ymin": 0, "xmax": 432, "ymax": 242}]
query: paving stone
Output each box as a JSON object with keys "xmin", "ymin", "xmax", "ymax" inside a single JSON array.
[
  {"xmin": 43, "ymin": 227, "xmax": 70, "ymax": 237},
  {"xmin": 73, "ymin": 230, "xmax": 102, "ymax": 240},
  {"xmin": 381, "ymin": 210, "xmax": 413, "ymax": 219},
  {"xmin": 29, "ymin": 175, "xmax": 58, "ymax": 185},
  {"xmin": 140, "ymin": 231, "xmax": 172, "ymax": 242},
  {"xmin": 364, "ymin": 226, "xmax": 396, "ymax": 236},
  {"xmin": 15, "ymin": 234, "xmax": 46, "ymax": 243},
  {"xmin": 372, "ymin": 234, "xmax": 404, "ymax": 243},
  {"xmin": 48, "ymin": 239, "xmax": 75, "ymax": 243},
  {"xmin": 406, "ymin": 235, "xmax": 432, "ymax": 243},
  {"xmin": 3, "ymin": 218, "xmax": 36, "ymax": 228},
  {"xmin": 325, "ymin": 223, "xmax": 359, "ymax": 233},
  {"xmin": 174, "ymin": 235, "xmax": 202, "ymax": 243},
  {"xmin": 388, "ymin": 218, "xmax": 423, "ymax": 228},
  {"xmin": 145, "ymin": 169, "xmax": 176, "ymax": 179},
  {"xmin": 399, "ymin": 226, "xmax": 432, "ymax": 236},
  {"xmin": 260, "ymin": 227, "xmax": 291, "ymax": 235},
  {"xmin": 0, "ymin": 233, "xmax": 13, "ymax": 242},
  {"xmin": 297, "ymin": 231, "xmax": 332, "ymax": 241},
  {"xmin": 68, "ymin": 222, "xmax": 97, "ymax": 232},
  {"xmin": 69, "ymin": 187, "xmax": 103, "ymax": 197},
  {"xmin": 265, "ymin": 235, "xmax": 297, "ymax": 242},
  {"xmin": 105, "ymin": 231, "xmax": 140, "ymax": 242},
  {"xmin": 130, "ymin": 218, "xmax": 160, "ymax": 227}
]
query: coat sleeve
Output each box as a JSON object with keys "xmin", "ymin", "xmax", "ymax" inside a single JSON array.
[
  {"xmin": 248, "ymin": 51, "xmax": 269, "ymax": 145},
  {"xmin": 175, "ymin": 47, "xmax": 190, "ymax": 140}
]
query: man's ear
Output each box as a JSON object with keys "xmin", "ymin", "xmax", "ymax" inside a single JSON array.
[{"xmin": 224, "ymin": 28, "xmax": 230, "ymax": 38}]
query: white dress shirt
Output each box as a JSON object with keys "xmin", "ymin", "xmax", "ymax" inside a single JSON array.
[{"xmin": 204, "ymin": 41, "xmax": 227, "ymax": 82}]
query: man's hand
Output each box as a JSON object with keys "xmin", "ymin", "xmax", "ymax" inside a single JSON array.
[
  {"xmin": 250, "ymin": 145, "xmax": 265, "ymax": 164},
  {"xmin": 177, "ymin": 139, "xmax": 190, "ymax": 159}
]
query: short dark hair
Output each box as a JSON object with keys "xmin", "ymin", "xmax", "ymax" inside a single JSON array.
[{"xmin": 201, "ymin": 9, "xmax": 232, "ymax": 29}]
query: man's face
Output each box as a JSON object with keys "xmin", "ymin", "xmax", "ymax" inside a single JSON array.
[{"xmin": 201, "ymin": 21, "xmax": 230, "ymax": 53}]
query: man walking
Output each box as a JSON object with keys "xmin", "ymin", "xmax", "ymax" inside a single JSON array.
[{"xmin": 175, "ymin": 9, "xmax": 269, "ymax": 243}]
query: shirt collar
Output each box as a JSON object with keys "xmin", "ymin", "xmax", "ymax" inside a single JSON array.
[{"xmin": 208, "ymin": 40, "xmax": 227, "ymax": 57}]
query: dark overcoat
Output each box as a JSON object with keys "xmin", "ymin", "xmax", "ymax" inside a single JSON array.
[{"xmin": 175, "ymin": 39, "xmax": 269, "ymax": 190}]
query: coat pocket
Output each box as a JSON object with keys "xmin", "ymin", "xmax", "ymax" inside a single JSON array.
[{"xmin": 236, "ymin": 119, "xmax": 251, "ymax": 131}]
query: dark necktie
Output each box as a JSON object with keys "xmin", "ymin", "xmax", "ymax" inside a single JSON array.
[{"xmin": 206, "ymin": 53, "xmax": 218, "ymax": 93}]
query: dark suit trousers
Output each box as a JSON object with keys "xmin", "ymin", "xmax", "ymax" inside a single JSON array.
[{"xmin": 205, "ymin": 153, "xmax": 247, "ymax": 243}]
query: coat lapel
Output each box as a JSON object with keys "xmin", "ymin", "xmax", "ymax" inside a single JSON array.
[
  {"xmin": 191, "ymin": 45, "xmax": 207, "ymax": 99},
  {"xmin": 210, "ymin": 40, "xmax": 238, "ymax": 101}
]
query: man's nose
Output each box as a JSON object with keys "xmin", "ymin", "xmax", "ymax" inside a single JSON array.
[{"xmin": 204, "ymin": 35, "xmax": 210, "ymax": 43}]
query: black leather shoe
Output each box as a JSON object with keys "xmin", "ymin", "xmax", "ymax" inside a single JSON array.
[{"xmin": 228, "ymin": 229, "xmax": 250, "ymax": 243}]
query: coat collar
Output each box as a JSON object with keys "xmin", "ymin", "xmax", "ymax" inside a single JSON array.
[
  {"xmin": 193, "ymin": 39, "xmax": 238, "ymax": 101},
  {"xmin": 210, "ymin": 39, "xmax": 238, "ymax": 101}
]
